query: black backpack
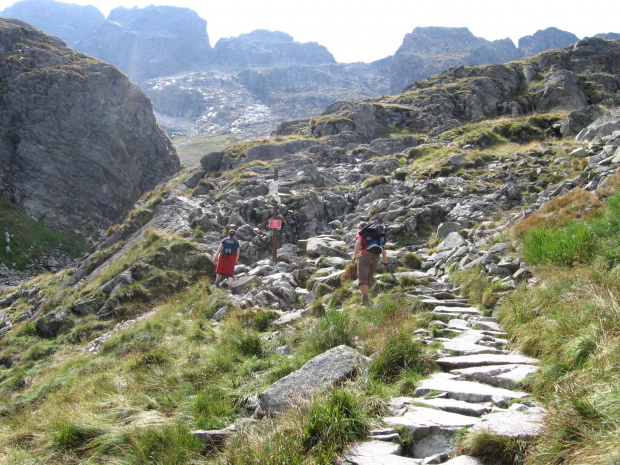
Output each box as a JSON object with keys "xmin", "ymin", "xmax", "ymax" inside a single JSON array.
[{"xmin": 360, "ymin": 223, "xmax": 386, "ymax": 254}]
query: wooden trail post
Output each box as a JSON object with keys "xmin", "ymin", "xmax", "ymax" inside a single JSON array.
[{"xmin": 269, "ymin": 168, "xmax": 281, "ymax": 263}]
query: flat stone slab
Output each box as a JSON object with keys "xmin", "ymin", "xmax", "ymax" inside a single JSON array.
[
  {"xmin": 384, "ymin": 406, "xmax": 480, "ymax": 429},
  {"xmin": 384, "ymin": 406, "xmax": 478, "ymax": 458},
  {"xmin": 340, "ymin": 440, "xmax": 422, "ymax": 465},
  {"xmin": 414, "ymin": 397, "xmax": 493, "ymax": 417},
  {"xmin": 447, "ymin": 319, "xmax": 470, "ymax": 330},
  {"xmin": 470, "ymin": 407, "xmax": 545, "ymax": 439},
  {"xmin": 438, "ymin": 339, "xmax": 508, "ymax": 356},
  {"xmin": 414, "ymin": 376, "xmax": 530, "ymax": 403},
  {"xmin": 434, "ymin": 306, "xmax": 481, "ymax": 315},
  {"xmin": 443, "ymin": 457, "xmax": 484, "ymax": 465},
  {"xmin": 452, "ymin": 364, "xmax": 539, "ymax": 390},
  {"xmin": 436, "ymin": 354, "xmax": 539, "ymax": 370},
  {"xmin": 471, "ymin": 320, "xmax": 502, "ymax": 332},
  {"xmin": 421, "ymin": 299, "xmax": 470, "ymax": 308},
  {"xmin": 452, "ymin": 330, "xmax": 496, "ymax": 345}
]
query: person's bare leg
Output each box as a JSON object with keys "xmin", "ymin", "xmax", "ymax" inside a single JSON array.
[{"xmin": 359, "ymin": 284, "xmax": 370, "ymax": 305}]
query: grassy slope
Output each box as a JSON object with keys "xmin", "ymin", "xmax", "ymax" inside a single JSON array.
[
  {"xmin": 173, "ymin": 133, "xmax": 239, "ymax": 167},
  {"xmin": 0, "ymin": 196, "xmax": 90, "ymax": 271},
  {"xmin": 498, "ymin": 177, "xmax": 620, "ymax": 465}
]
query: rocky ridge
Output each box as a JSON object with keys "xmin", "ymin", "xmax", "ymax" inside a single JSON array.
[{"xmin": 276, "ymin": 38, "xmax": 620, "ymax": 141}]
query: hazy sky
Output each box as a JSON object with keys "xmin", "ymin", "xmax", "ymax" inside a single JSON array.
[{"xmin": 1, "ymin": 0, "xmax": 619, "ymax": 63}]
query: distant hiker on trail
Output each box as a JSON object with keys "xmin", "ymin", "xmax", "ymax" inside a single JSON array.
[
  {"xmin": 213, "ymin": 229, "xmax": 240, "ymax": 289},
  {"xmin": 351, "ymin": 222, "xmax": 388, "ymax": 305}
]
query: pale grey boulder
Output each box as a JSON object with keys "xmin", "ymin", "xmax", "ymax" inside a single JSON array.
[{"xmin": 257, "ymin": 345, "xmax": 369, "ymax": 415}]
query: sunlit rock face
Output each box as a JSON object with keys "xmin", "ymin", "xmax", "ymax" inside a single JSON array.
[{"xmin": 0, "ymin": 18, "xmax": 180, "ymax": 236}]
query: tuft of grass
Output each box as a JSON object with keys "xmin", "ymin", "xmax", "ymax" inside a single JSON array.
[
  {"xmin": 303, "ymin": 309, "xmax": 358, "ymax": 357},
  {"xmin": 457, "ymin": 430, "xmax": 530, "ymax": 465},
  {"xmin": 362, "ymin": 175, "xmax": 389, "ymax": 189},
  {"xmin": 124, "ymin": 423, "xmax": 204, "ymax": 464},
  {"xmin": 369, "ymin": 328, "xmax": 435, "ymax": 382},
  {"xmin": 218, "ymin": 388, "xmax": 370, "ymax": 465},
  {"xmin": 193, "ymin": 385, "xmax": 237, "ymax": 430},
  {"xmin": 52, "ymin": 420, "xmax": 105, "ymax": 451}
]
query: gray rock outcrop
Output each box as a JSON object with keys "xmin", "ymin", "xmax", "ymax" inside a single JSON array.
[
  {"xmin": 0, "ymin": 18, "xmax": 181, "ymax": 236},
  {"xmin": 284, "ymin": 37, "xmax": 620, "ymax": 141}
]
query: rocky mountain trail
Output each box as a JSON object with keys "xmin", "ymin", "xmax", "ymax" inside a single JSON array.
[
  {"xmin": 4, "ymin": 103, "xmax": 620, "ymax": 337},
  {"xmin": 180, "ymin": 209, "xmax": 545, "ymax": 463},
  {"xmin": 339, "ymin": 276, "xmax": 543, "ymax": 464}
]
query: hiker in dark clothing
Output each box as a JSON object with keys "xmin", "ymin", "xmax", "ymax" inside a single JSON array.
[
  {"xmin": 351, "ymin": 222, "xmax": 388, "ymax": 305},
  {"xmin": 213, "ymin": 229, "xmax": 240, "ymax": 288}
]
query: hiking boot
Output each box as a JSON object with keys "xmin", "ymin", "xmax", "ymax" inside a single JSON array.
[
  {"xmin": 361, "ymin": 295, "xmax": 370, "ymax": 306},
  {"xmin": 214, "ymin": 279, "xmax": 221, "ymax": 288}
]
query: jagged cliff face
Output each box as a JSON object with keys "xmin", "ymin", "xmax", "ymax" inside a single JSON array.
[
  {"xmin": 75, "ymin": 5, "xmax": 212, "ymax": 83},
  {"xmin": 143, "ymin": 62, "xmax": 391, "ymax": 142},
  {"xmin": 0, "ymin": 18, "xmax": 181, "ymax": 237}
]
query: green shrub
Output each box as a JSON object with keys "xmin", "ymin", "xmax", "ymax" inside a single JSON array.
[{"xmin": 301, "ymin": 389, "xmax": 369, "ymax": 455}]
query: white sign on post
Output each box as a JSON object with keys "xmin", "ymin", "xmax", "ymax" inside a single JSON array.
[{"xmin": 268, "ymin": 180, "xmax": 278, "ymax": 196}]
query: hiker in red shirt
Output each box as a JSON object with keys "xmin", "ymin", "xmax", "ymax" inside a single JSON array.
[
  {"xmin": 352, "ymin": 222, "xmax": 388, "ymax": 305},
  {"xmin": 213, "ymin": 229, "xmax": 241, "ymax": 289}
]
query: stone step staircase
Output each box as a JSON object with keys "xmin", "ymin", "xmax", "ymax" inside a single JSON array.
[{"xmin": 341, "ymin": 275, "xmax": 544, "ymax": 465}]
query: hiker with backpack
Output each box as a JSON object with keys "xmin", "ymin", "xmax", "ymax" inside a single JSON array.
[
  {"xmin": 351, "ymin": 221, "xmax": 388, "ymax": 305},
  {"xmin": 213, "ymin": 229, "xmax": 241, "ymax": 289}
]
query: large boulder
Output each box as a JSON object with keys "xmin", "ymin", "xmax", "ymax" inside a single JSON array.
[{"xmin": 257, "ymin": 345, "xmax": 369, "ymax": 414}]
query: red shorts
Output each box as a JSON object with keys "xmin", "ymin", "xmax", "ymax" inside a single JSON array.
[{"xmin": 216, "ymin": 254, "xmax": 237, "ymax": 276}]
